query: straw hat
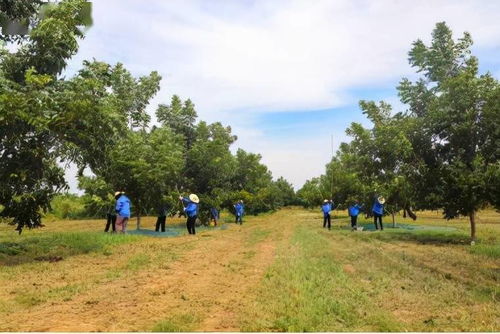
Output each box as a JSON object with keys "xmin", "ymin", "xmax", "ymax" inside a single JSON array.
[
  {"xmin": 114, "ymin": 191, "xmax": 122, "ymax": 197},
  {"xmin": 189, "ymin": 194, "xmax": 200, "ymax": 203},
  {"xmin": 323, "ymin": 199, "xmax": 328, "ymax": 203},
  {"xmin": 377, "ymin": 196, "xmax": 386, "ymax": 204}
]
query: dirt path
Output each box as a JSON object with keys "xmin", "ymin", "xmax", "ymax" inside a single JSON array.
[{"xmin": 0, "ymin": 211, "xmax": 297, "ymax": 332}]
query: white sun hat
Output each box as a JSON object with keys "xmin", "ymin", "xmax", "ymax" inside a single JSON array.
[{"xmin": 189, "ymin": 194, "xmax": 200, "ymax": 203}]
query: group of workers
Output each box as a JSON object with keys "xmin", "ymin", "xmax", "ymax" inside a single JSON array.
[
  {"xmin": 322, "ymin": 196, "xmax": 386, "ymax": 231},
  {"xmin": 104, "ymin": 191, "xmax": 245, "ymax": 235},
  {"xmin": 105, "ymin": 190, "xmax": 386, "ymax": 235}
]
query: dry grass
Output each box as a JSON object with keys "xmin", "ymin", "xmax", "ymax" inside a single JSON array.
[{"xmin": 0, "ymin": 208, "xmax": 499, "ymax": 331}]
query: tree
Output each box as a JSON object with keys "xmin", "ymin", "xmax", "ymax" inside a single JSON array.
[
  {"xmin": 156, "ymin": 95, "xmax": 197, "ymax": 148},
  {"xmin": 399, "ymin": 22, "xmax": 500, "ymax": 240},
  {"xmin": 296, "ymin": 178, "xmax": 323, "ymax": 209},
  {"xmin": 0, "ymin": 0, "xmax": 89, "ymax": 232}
]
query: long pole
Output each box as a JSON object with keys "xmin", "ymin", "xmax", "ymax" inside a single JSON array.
[{"xmin": 330, "ymin": 134, "xmax": 334, "ymax": 199}]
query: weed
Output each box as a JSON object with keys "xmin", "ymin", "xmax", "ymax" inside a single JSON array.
[{"xmin": 152, "ymin": 313, "xmax": 199, "ymax": 332}]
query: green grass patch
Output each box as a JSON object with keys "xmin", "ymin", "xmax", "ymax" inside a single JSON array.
[
  {"xmin": 0, "ymin": 232, "xmax": 143, "ymax": 265},
  {"xmin": 125, "ymin": 253, "xmax": 151, "ymax": 271},
  {"xmin": 14, "ymin": 292, "xmax": 47, "ymax": 307},
  {"xmin": 240, "ymin": 225, "xmax": 402, "ymax": 332},
  {"xmin": 470, "ymin": 243, "xmax": 500, "ymax": 259},
  {"xmin": 152, "ymin": 313, "xmax": 200, "ymax": 332}
]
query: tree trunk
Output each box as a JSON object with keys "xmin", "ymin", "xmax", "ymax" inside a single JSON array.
[
  {"xmin": 392, "ymin": 212, "xmax": 396, "ymax": 228},
  {"xmin": 136, "ymin": 215, "xmax": 141, "ymax": 230},
  {"xmin": 469, "ymin": 211, "xmax": 476, "ymax": 242}
]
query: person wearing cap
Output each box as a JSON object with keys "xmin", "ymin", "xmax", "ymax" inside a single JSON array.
[
  {"xmin": 372, "ymin": 196, "xmax": 385, "ymax": 230},
  {"xmin": 210, "ymin": 207, "xmax": 219, "ymax": 227},
  {"xmin": 234, "ymin": 200, "xmax": 244, "ymax": 225},
  {"xmin": 348, "ymin": 200, "xmax": 364, "ymax": 231},
  {"xmin": 321, "ymin": 199, "xmax": 333, "ymax": 229},
  {"xmin": 179, "ymin": 194, "xmax": 199, "ymax": 235},
  {"xmin": 115, "ymin": 191, "xmax": 131, "ymax": 233}
]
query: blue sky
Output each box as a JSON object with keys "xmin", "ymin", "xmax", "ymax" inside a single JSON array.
[{"xmin": 62, "ymin": 0, "xmax": 500, "ymax": 191}]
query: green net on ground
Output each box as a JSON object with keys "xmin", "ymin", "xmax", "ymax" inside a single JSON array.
[
  {"xmin": 343, "ymin": 222, "xmax": 457, "ymax": 232},
  {"xmin": 126, "ymin": 224, "xmax": 230, "ymax": 238}
]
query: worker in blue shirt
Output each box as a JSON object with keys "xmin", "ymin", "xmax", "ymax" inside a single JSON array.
[
  {"xmin": 179, "ymin": 194, "xmax": 199, "ymax": 235},
  {"xmin": 348, "ymin": 200, "xmax": 364, "ymax": 230},
  {"xmin": 321, "ymin": 199, "xmax": 333, "ymax": 230},
  {"xmin": 115, "ymin": 191, "xmax": 131, "ymax": 233},
  {"xmin": 234, "ymin": 200, "xmax": 244, "ymax": 224},
  {"xmin": 210, "ymin": 207, "xmax": 219, "ymax": 226},
  {"xmin": 372, "ymin": 196, "xmax": 385, "ymax": 230}
]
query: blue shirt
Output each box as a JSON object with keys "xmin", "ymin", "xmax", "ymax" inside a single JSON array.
[
  {"xmin": 115, "ymin": 195, "xmax": 131, "ymax": 217},
  {"xmin": 372, "ymin": 201, "xmax": 384, "ymax": 215},
  {"xmin": 235, "ymin": 203, "xmax": 244, "ymax": 216},
  {"xmin": 321, "ymin": 203, "xmax": 332, "ymax": 217},
  {"xmin": 210, "ymin": 207, "xmax": 219, "ymax": 219},
  {"xmin": 182, "ymin": 197, "xmax": 198, "ymax": 218},
  {"xmin": 348, "ymin": 204, "xmax": 363, "ymax": 217}
]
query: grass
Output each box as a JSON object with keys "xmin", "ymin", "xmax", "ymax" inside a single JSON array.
[
  {"xmin": 0, "ymin": 208, "xmax": 498, "ymax": 331},
  {"xmin": 0, "ymin": 232, "xmax": 142, "ymax": 265},
  {"xmin": 470, "ymin": 243, "xmax": 500, "ymax": 259},
  {"xmin": 240, "ymin": 224, "xmax": 401, "ymax": 332},
  {"xmin": 152, "ymin": 313, "xmax": 200, "ymax": 332}
]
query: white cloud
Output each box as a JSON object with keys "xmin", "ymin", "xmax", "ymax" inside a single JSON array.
[{"xmin": 62, "ymin": 0, "xmax": 500, "ymax": 191}]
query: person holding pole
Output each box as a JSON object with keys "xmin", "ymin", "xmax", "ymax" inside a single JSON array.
[
  {"xmin": 348, "ymin": 200, "xmax": 363, "ymax": 231},
  {"xmin": 372, "ymin": 196, "xmax": 385, "ymax": 230},
  {"xmin": 321, "ymin": 199, "xmax": 333, "ymax": 230},
  {"xmin": 179, "ymin": 194, "xmax": 199, "ymax": 235},
  {"xmin": 115, "ymin": 191, "xmax": 131, "ymax": 233}
]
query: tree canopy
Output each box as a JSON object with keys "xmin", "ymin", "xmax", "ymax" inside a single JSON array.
[{"xmin": 298, "ymin": 22, "xmax": 500, "ymax": 240}]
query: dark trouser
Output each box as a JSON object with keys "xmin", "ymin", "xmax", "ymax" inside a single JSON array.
[
  {"xmin": 105, "ymin": 214, "xmax": 116, "ymax": 232},
  {"xmin": 155, "ymin": 216, "xmax": 166, "ymax": 232},
  {"xmin": 186, "ymin": 215, "xmax": 197, "ymax": 234},
  {"xmin": 236, "ymin": 215, "xmax": 242, "ymax": 224},
  {"xmin": 374, "ymin": 213, "xmax": 383, "ymax": 230},
  {"xmin": 323, "ymin": 214, "xmax": 331, "ymax": 229},
  {"xmin": 350, "ymin": 215, "xmax": 358, "ymax": 228}
]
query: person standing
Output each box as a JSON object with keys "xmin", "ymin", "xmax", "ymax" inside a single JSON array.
[
  {"xmin": 372, "ymin": 196, "xmax": 385, "ymax": 230},
  {"xmin": 321, "ymin": 199, "xmax": 332, "ymax": 230},
  {"xmin": 115, "ymin": 191, "xmax": 131, "ymax": 233},
  {"xmin": 210, "ymin": 207, "xmax": 219, "ymax": 226},
  {"xmin": 104, "ymin": 204, "xmax": 117, "ymax": 233},
  {"xmin": 348, "ymin": 200, "xmax": 363, "ymax": 230},
  {"xmin": 180, "ymin": 194, "xmax": 199, "ymax": 235},
  {"xmin": 234, "ymin": 200, "xmax": 244, "ymax": 225},
  {"xmin": 155, "ymin": 203, "xmax": 168, "ymax": 232}
]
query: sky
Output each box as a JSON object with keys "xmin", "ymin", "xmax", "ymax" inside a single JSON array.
[{"xmin": 62, "ymin": 0, "xmax": 500, "ymax": 191}]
